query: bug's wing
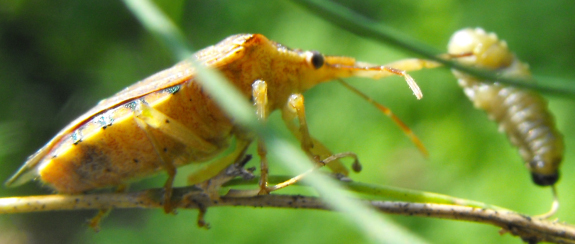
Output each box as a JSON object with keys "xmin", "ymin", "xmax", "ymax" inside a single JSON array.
[
  {"xmin": 5, "ymin": 34, "xmax": 254, "ymax": 187},
  {"xmin": 3, "ymin": 62, "xmax": 199, "ymax": 187},
  {"xmin": 5, "ymin": 150, "xmax": 45, "ymax": 186}
]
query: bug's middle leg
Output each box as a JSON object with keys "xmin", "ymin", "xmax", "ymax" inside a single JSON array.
[
  {"xmin": 188, "ymin": 137, "xmax": 252, "ymax": 199},
  {"xmin": 252, "ymin": 80, "xmax": 271, "ymax": 194}
]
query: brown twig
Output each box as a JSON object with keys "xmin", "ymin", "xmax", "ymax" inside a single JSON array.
[{"xmin": 1, "ymin": 186, "xmax": 574, "ymax": 243}]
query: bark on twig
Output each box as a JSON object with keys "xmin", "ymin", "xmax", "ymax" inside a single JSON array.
[{"xmin": 1, "ymin": 186, "xmax": 574, "ymax": 243}]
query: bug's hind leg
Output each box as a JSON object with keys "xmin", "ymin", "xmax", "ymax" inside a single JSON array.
[
  {"xmin": 87, "ymin": 184, "xmax": 128, "ymax": 232},
  {"xmin": 134, "ymin": 116, "xmax": 177, "ymax": 214},
  {"xmin": 134, "ymin": 101, "xmax": 217, "ymax": 214}
]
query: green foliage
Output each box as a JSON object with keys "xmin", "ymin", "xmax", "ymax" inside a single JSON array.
[{"xmin": 1, "ymin": 0, "xmax": 574, "ymax": 243}]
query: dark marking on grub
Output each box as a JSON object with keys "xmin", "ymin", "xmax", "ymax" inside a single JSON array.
[{"xmin": 165, "ymin": 119, "xmax": 170, "ymax": 124}]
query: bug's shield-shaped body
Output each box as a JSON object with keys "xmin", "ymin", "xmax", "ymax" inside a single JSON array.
[
  {"xmin": 448, "ymin": 28, "xmax": 564, "ymax": 186},
  {"xmin": 5, "ymin": 34, "xmax": 377, "ymax": 193}
]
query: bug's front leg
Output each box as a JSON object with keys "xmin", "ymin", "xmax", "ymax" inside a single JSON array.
[
  {"xmin": 252, "ymin": 81, "xmax": 358, "ymax": 194},
  {"xmin": 282, "ymin": 94, "xmax": 360, "ymax": 174},
  {"xmin": 254, "ymin": 93, "xmax": 360, "ymax": 192}
]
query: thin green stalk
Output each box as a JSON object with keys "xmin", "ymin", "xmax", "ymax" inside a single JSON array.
[
  {"xmin": 289, "ymin": 0, "xmax": 575, "ymax": 98},
  {"xmin": 224, "ymin": 176, "xmax": 510, "ymax": 212}
]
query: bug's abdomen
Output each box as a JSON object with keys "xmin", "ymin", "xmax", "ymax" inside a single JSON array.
[
  {"xmin": 39, "ymin": 115, "xmax": 165, "ymax": 193},
  {"xmin": 449, "ymin": 28, "xmax": 564, "ymax": 186},
  {"xmin": 38, "ymin": 79, "xmax": 234, "ymax": 193}
]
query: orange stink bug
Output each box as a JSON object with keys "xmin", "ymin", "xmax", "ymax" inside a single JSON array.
[{"xmin": 5, "ymin": 33, "xmax": 428, "ymax": 217}]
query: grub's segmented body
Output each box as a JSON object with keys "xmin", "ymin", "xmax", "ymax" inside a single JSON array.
[
  {"xmin": 448, "ymin": 28, "xmax": 564, "ymax": 186},
  {"xmin": 6, "ymin": 33, "xmax": 423, "ymax": 194}
]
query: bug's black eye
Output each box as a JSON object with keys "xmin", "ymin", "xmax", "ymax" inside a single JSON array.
[{"xmin": 309, "ymin": 51, "xmax": 324, "ymax": 69}]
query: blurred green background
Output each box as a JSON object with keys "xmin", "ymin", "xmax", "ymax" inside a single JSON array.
[{"xmin": 1, "ymin": 0, "xmax": 574, "ymax": 243}]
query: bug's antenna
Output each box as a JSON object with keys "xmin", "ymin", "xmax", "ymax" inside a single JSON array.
[{"xmin": 337, "ymin": 79, "xmax": 428, "ymax": 157}]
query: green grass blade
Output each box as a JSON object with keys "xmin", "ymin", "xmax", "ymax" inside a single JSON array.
[
  {"xmin": 289, "ymin": 0, "xmax": 575, "ymax": 98},
  {"xmin": 123, "ymin": 0, "xmax": 193, "ymax": 60}
]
